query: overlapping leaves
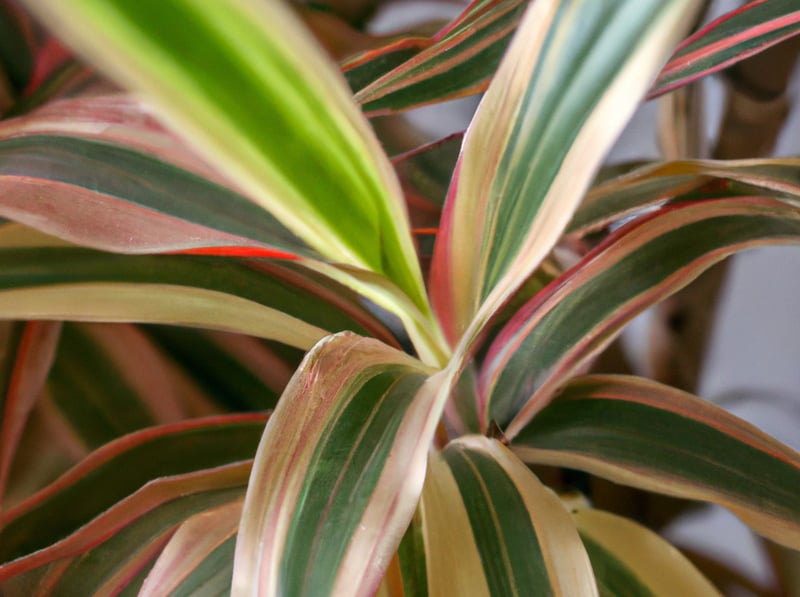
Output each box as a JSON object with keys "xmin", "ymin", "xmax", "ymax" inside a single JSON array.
[{"xmin": 20, "ymin": 0, "xmax": 429, "ymax": 314}]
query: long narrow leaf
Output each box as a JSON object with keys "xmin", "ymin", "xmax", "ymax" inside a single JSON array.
[
  {"xmin": 512, "ymin": 375, "xmax": 800, "ymax": 549},
  {"xmin": 232, "ymin": 332, "xmax": 443, "ymax": 597},
  {"xmin": 0, "ymin": 95, "xmax": 218, "ymax": 178},
  {"xmin": 429, "ymin": 0, "xmax": 697, "ymax": 346},
  {"xmin": 0, "ymin": 321, "xmax": 61, "ymax": 507},
  {"xmin": 20, "ymin": 0, "xmax": 428, "ymax": 310},
  {"xmin": 353, "ymin": 0, "xmax": 526, "ymax": 115},
  {"xmin": 421, "ymin": 436, "xmax": 597, "ymax": 596},
  {"xmin": 650, "ymin": 0, "xmax": 800, "ymax": 98},
  {"xmin": 352, "ymin": 0, "xmax": 800, "ymax": 114},
  {"xmin": 0, "ymin": 133, "xmax": 312, "ymax": 258},
  {"xmin": 483, "ymin": 197, "xmax": 800, "ymax": 436},
  {"xmin": 571, "ymin": 157, "xmax": 800, "ymax": 237},
  {"xmin": 574, "ymin": 509, "xmax": 721, "ymax": 596},
  {"xmin": 1, "ymin": 466, "xmax": 247, "ymax": 595},
  {"xmin": 0, "ymin": 242, "xmax": 408, "ymax": 350},
  {"xmin": 0, "ymin": 414, "xmax": 266, "ymax": 572}
]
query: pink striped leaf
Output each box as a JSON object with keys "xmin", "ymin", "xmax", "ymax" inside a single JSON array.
[
  {"xmin": 43, "ymin": 323, "xmax": 190, "ymax": 451},
  {"xmin": 351, "ymin": 0, "xmax": 526, "ymax": 115},
  {"xmin": 650, "ymin": 0, "xmax": 800, "ymax": 98},
  {"xmin": 351, "ymin": 0, "xmax": 800, "ymax": 114},
  {"xmin": 0, "ymin": 465, "xmax": 248, "ymax": 595},
  {"xmin": 0, "ymin": 109, "xmax": 314, "ymax": 259},
  {"xmin": 482, "ymin": 197, "xmax": 800, "ymax": 438},
  {"xmin": 0, "ymin": 96, "xmax": 447, "ymax": 364},
  {"xmin": 512, "ymin": 375, "xmax": 800, "ymax": 549},
  {"xmin": 571, "ymin": 157, "xmax": 800, "ymax": 238},
  {"xmin": 232, "ymin": 332, "xmax": 446, "ymax": 597},
  {"xmin": 143, "ymin": 326, "xmax": 305, "ymax": 413},
  {"xmin": 0, "ymin": 223, "xmax": 410, "ymax": 351},
  {"xmin": 429, "ymin": 0, "xmax": 698, "ymax": 349},
  {"xmin": 0, "ymin": 414, "xmax": 267, "ymax": 581},
  {"xmin": 21, "ymin": 0, "xmax": 430, "ymax": 315}
]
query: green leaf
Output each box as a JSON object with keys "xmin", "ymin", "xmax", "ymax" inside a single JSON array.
[
  {"xmin": 20, "ymin": 0, "xmax": 428, "ymax": 311},
  {"xmin": 0, "ymin": 414, "xmax": 266, "ymax": 572},
  {"xmin": 0, "ymin": 240, "xmax": 413, "ymax": 350},
  {"xmin": 0, "ymin": 94, "xmax": 211, "ymax": 173},
  {"xmin": 650, "ymin": 0, "xmax": 800, "ymax": 98},
  {"xmin": 574, "ymin": 509, "xmax": 721, "ymax": 597},
  {"xmin": 0, "ymin": 133, "xmax": 313, "ymax": 258},
  {"xmin": 420, "ymin": 436, "xmax": 597, "ymax": 596},
  {"xmin": 482, "ymin": 198, "xmax": 800, "ymax": 436},
  {"xmin": 232, "ymin": 332, "xmax": 443, "ymax": 597},
  {"xmin": 512, "ymin": 375, "xmax": 800, "ymax": 549},
  {"xmin": 353, "ymin": 0, "xmax": 527, "ymax": 115},
  {"xmin": 394, "ymin": 508, "xmax": 429, "ymax": 597},
  {"xmin": 429, "ymin": 0, "xmax": 698, "ymax": 347}
]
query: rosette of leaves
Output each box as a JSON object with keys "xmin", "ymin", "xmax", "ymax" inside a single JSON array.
[{"xmin": 1, "ymin": 0, "xmax": 800, "ymax": 595}]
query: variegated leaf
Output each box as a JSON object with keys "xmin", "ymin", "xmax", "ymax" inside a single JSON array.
[
  {"xmin": 20, "ymin": 0, "xmax": 428, "ymax": 312},
  {"xmin": 650, "ymin": 0, "xmax": 800, "ymax": 98},
  {"xmin": 513, "ymin": 375, "xmax": 800, "ymax": 549},
  {"xmin": 420, "ymin": 436, "xmax": 597, "ymax": 596},
  {"xmin": 429, "ymin": 0, "xmax": 698, "ymax": 349},
  {"xmin": 574, "ymin": 509, "xmax": 721, "ymax": 596},
  {"xmin": 482, "ymin": 197, "xmax": 800, "ymax": 436},
  {"xmin": 232, "ymin": 332, "xmax": 443, "ymax": 597}
]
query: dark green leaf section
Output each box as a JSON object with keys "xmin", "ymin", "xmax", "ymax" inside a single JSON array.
[
  {"xmin": 0, "ymin": 2, "xmax": 33, "ymax": 94},
  {"xmin": 393, "ymin": 134, "xmax": 462, "ymax": 227},
  {"xmin": 48, "ymin": 323, "xmax": 155, "ymax": 449},
  {"xmin": 0, "ymin": 416, "xmax": 265, "ymax": 564},
  {"xmin": 486, "ymin": 200, "xmax": 800, "ymax": 427},
  {"xmin": 144, "ymin": 326, "xmax": 296, "ymax": 412},
  {"xmin": 482, "ymin": 2, "xmax": 670, "ymax": 295},
  {"xmin": 0, "ymin": 135, "xmax": 311, "ymax": 256},
  {"xmin": 443, "ymin": 444, "xmax": 549, "ymax": 596},
  {"xmin": 397, "ymin": 509, "xmax": 429, "ymax": 597},
  {"xmin": 580, "ymin": 534, "xmax": 653, "ymax": 597},
  {"xmin": 0, "ymin": 248, "xmax": 384, "ymax": 340},
  {"xmin": 280, "ymin": 367, "xmax": 429, "ymax": 596},
  {"xmin": 343, "ymin": 41, "xmax": 429, "ymax": 93},
  {"xmin": 3, "ymin": 62, "xmax": 96, "ymax": 119},
  {"xmin": 169, "ymin": 535, "xmax": 236, "ymax": 597},
  {"xmin": 514, "ymin": 384, "xmax": 800, "ymax": 527},
  {"xmin": 651, "ymin": 0, "xmax": 800, "ymax": 97},
  {"xmin": 355, "ymin": 0, "xmax": 525, "ymax": 114}
]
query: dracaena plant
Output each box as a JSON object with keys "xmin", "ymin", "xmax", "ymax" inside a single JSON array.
[{"xmin": 0, "ymin": 0, "xmax": 799, "ymax": 594}]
